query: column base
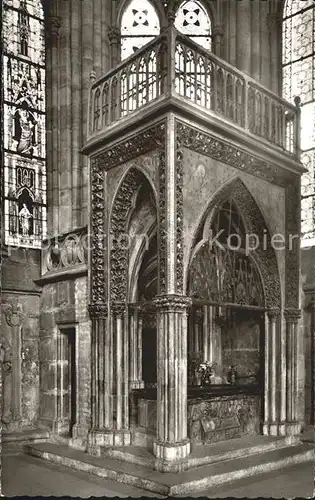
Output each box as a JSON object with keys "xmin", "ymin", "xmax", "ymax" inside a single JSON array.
[
  {"xmin": 129, "ymin": 380, "xmax": 145, "ymax": 390},
  {"xmin": 69, "ymin": 424, "xmax": 89, "ymax": 450},
  {"xmin": 284, "ymin": 421, "xmax": 302, "ymax": 436},
  {"xmin": 87, "ymin": 429, "xmax": 131, "ymax": 456},
  {"xmin": 153, "ymin": 438, "xmax": 190, "ymax": 461},
  {"xmin": 263, "ymin": 421, "xmax": 301, "ymax": 437}
]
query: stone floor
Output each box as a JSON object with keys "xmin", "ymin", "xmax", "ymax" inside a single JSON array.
[{"xmin": 2, "ymin": 452, "xmax": 314, "ymax": 498}]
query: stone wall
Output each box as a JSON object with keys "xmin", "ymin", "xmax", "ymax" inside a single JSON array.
[
  {"xmin": 38, "ymin": 274, "xmax": 90, "ymax": 447},
  {"xmin": 1, "ymin": 249, "xmax": 41, "ymax": 430}
]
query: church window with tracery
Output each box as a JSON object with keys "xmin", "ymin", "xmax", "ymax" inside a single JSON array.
[
  {"xmin": 282, "ymin": 0, "xmax": 315, "ymax": 246},
  {"xmin": 175, "ymin": 0, "xmax": 212, "ymax": 51},
  {"xmin": 3, "ymin": 0, "xmax": 46, "ymax": 249},
  {"xmin": 120, "ymin": 0, "xmax": 160, "ymax": 60}
]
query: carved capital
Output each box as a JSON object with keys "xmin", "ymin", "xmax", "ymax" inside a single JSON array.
[
  {"xmin": 284, "ymin": 308, "xmax": 301, "ymax": 324},
  {"xmin": 47, "ymin": 16, "xmax": 61, "ymax": 38},
  {"xmin": 212, "ymin": 24, "xmax": 224, "ymax": 38},
  {"xmin": 267, "ymin": 307, "xmax": 281, "ymax": 322},
  {"xmin": 111, "ymin": 302, "xmax": 127, "ymax": 318},
  {"xmin": 266, "ymin": 12, "xmax": 282, "ymax": 32},
  {"xmin": 153, "ymin": 294, "xmax": 192, "ymax": 312},
  {"xmin": 88, "ymin": 303, "xmax": 108, "ymax": 319},
  {"xmin": 107, "ymin": 28, "xmax": 121, "ymax": 45}
]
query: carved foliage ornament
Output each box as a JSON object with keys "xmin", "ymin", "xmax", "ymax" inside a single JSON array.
[
  {"xmin": 90, "ymin": 156, "xmax": 106, "ymax": 308},
  {"xmin": 110, "ymin": 169, "xmax": 141, "ymax": 303},
  {"xmin": 92, "ymin": 122, "xmax": 166, "ymax": 172}
]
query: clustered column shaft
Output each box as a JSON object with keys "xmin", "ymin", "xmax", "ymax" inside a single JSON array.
[
  {"xmin": 153, "ymin": 295, "xmax": 191, "ymax": 467},
  {"xmin": 284, "ymin": 309, "xmax": 301, "ymax": 432},
  {"xmin": 129, "ymin": 305, "xmax": 144, "ymax": 389},
  {"xmin": 263, "ymin": 308, "xmax": 280, "ymax": 436}
]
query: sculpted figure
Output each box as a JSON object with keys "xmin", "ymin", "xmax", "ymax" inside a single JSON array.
[{"xmin": 19, "ymin": 203, "xmax": 33, "ymax": 236}]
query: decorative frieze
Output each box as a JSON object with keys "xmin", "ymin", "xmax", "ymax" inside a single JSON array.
[
  {"xmin": 176, "ymin": 132, "xmax": 184, "ymax": 293},
  {"xmin": 92, "ymin": 122, "xmax": 166, "ymax": 171},
  {"xmin": 90, "ymin": 156, "xmax": 106, "ymax": 307},
  {"xmin": 153, "ymin": 294, "xmax": 192, "ymax": 311},
  {"xmin": 176, "ymin": 121, "xmax": 293, "ymax": 188}
]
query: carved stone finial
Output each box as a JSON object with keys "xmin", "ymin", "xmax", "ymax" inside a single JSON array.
[{"xmin": 294, "ymin": 96, "xmax": 301, "ymax": 108}]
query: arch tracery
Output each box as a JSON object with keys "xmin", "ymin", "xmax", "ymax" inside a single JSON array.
[{"xmin": 187, "ymin": 179, "xmax": 282, "ymax": 309}]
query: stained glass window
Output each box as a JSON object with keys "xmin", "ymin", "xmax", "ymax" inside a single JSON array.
[
  {"xmin": 175, "ymin": 0, "xmax": 211, "ymax": 51},
  {"xmin": 3, "ymin": 0, "xmax": 46, "ymax": 249},
  {"xmin": 282, "ymin": 0, "xmax": 315, "ymax": 246},
  {"xmin": 121, "ymin": 0, "xmax": 160, "ymax": 60}
]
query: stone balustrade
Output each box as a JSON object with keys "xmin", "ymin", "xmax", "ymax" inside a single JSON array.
[{"xmin": 88, "ymin": 26, "xmax": 300, "ymax": 157}]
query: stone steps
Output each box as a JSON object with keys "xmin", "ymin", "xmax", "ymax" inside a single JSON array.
[
  {"xmin": 101, "ymin": 435, "xmax": 300, "ymax": 469},
  {"xmin": 2, "ymin": 428, "xmax": 50, "ymax": 455},
  {"xmin": 24, "ymin": 438, "xmax": 314, "ymax": 496}
]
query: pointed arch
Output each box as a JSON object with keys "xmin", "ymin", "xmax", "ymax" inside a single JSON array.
[
  {"xmin": 119, "ymin": 0, "xmax": 161, "ymax": 60},
  {"xmin": 174, "ymin": 0, "xmax": 212, "ymax": 51},
  {"xmin": 186, "ymin": 178, "xmax": 282, "ymax": 309},
  {"xmin": 110, "ymin": 167, "xmax": 157, "ymax": 304}
]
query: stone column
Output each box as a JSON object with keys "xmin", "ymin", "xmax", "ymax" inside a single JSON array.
[
  {"xmin": 129, "ymin": 304, "xmax": 144, "ymax": 390},
  {"xmin": 111, "ymin": 302, "xmax": 131, "ymax": 445},
  {"xmin": 250, "ymin": 0, "xmax": 261, "ymax": 81},
  {"xmin": 87, "ymin": 303, "xmax": 110, "ymax": 455},
  {"xmin": 153, "ymin": 295, "xmax": 191, "ymax": 471},
  {"xmin": 267, "ymin": 12, "xmax": 282, "ymax": 95},
  {"xmin": 236, "ymin": 0, "xmax": 251, "ymax": 75},
  {"xmin": 46, "ymin": 16, "xmax": 61, "ymax": 235},
  {"xmin": 107, "ymin": 28, "xmax": 121, "ymax": 69},
  {"xmin": 263, "ymin": 308, "xmax": 280, "ymax": 436},
  {"xmin": 212, "ymin": 25, "xmax": 224, "ymax": 58},
  {"xmin": 284, "ymin": 308, "xmax": 302, "ymax": 435}
]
